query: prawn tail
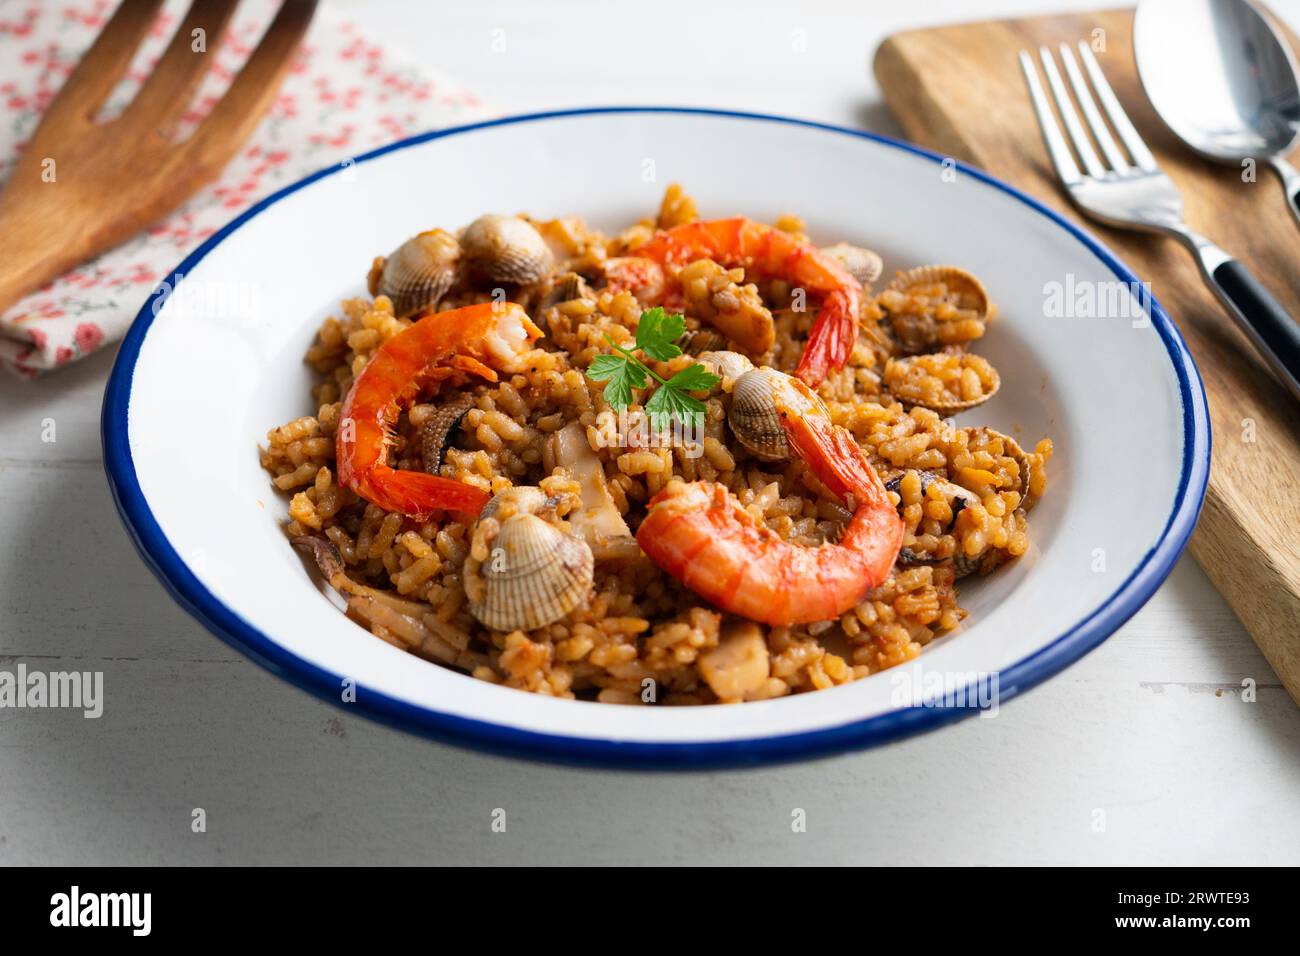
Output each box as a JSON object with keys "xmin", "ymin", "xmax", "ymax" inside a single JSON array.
[
  {"xmin": 794, "ymin": 290, "xmax": 858, "ymax": 386},
  {"xmin": 783, "ymin": 415, "xmax": 891, "ymax": 507},
  {"xmin": 362, "ymin": 468, "xmax": 491, "ymax": 522}
]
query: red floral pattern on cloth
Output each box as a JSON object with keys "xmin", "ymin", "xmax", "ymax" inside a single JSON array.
[{"xmin": 0, "ymin": 0, "xmax": 492, "ymax": 376}]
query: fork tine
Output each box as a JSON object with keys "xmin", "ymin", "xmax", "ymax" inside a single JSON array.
[
  {"xmin": 1019, "ymin": 50, "xmax": 1083, "ymax": 186},
  {"xmin": 183, "ymin": 0, "xmax": 316, "ymax": 170},
  {"xmin": 119, "ymin": 0, "xmax": 240, "ymax": 139},
  {"xmin": 1058, "ymin": 43, "xmax": 1129, "ymax": 172},
  {"xmin": 38, "ymin": 0, "xmax": 166, "ymax": 128},
  {"xmin": 1076, "ymin": 42, "xmax": 1159, "ymax": 171},
  {"xmin": 1038, "ymin": 46, "xmax": 1107, "ymax": 178}
]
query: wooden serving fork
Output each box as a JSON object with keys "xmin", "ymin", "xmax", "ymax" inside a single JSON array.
[{"xmin": 0, "ymin": 0, "xmax": 317, "ymax": 317}]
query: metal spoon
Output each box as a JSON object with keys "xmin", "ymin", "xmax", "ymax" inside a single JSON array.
[{"xmin": 1134, "ymin": 0, "xmax": 1300, "ymax": 227}]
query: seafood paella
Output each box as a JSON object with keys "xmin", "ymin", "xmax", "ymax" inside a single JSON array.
[{"xmin": 260, "ymin": 185, "xmax": 1052, "ymax": 705}]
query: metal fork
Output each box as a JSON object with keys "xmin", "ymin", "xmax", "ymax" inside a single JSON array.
[{"xmin": 1020, "ymin": 42, "xmax": 1300, "ymax": 402}]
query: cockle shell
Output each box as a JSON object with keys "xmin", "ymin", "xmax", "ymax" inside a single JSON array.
[
  {"xmin": 882, "ymin": 265, "xmax": 993, "ymax": 354},
  {"xmin": 968, "ymin": 427, "xmax": 1039, "ymax": 512},
  {"xmin": 467, "ymin": 488, "xmax": 594, "ymax": 632},
  {"xmin": 728, "ymin": 367, "xmax": 793, "ymax": 461},
  {"xmin": 885, "ymin": 470, "xmax": 984, "ymax": 578},
  {"xmin": 696, "ymin": 349, "xmax": 755, "ymax": 386},
  {"xmin": 728, "ymin": 364, "xmax": 826, "ymax": 463},
  {"xmin": 885, "ymin": 470, "xmax": 979, "ymax": 526},
  {"xmin": 883, "ymin": 352, "xmax": 1001, "ymax": 414},
  {"xmin": 540, "ymin": 271, "xmax": 594, "ymax": 309},
  {"xmin": 678, "ymin": 328, "xmax": 730, "ymax": 356},
  {"xmin": 376, "ymin": 229, "xmax": 460, "ymax": 317},
  {"xmin": 420, "ymin": 393, "xmax": 476, "ymax": 475},
  {"xmin": 885, "ymin": 265, "xmax": 991, "ymax": 317},
  {"xmin": 821, "ymin": 242, "xmax": 884, "ymax": 287},
  {"xmin": 462, "ymin": 214, "xmax": 554, "ymax": 286}
]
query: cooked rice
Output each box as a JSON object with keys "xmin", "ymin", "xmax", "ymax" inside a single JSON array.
[
  {"xmin": 883, "ymin": 352, "xmax": 1000, "ymax": 408},
  {"xmin": 260, "ymin": 186, "xmax": 1052, "ymax": 705}
]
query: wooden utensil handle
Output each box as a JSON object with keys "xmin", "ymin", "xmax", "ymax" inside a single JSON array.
[
  {"xmin": 0, "ymin": 160, "xmax": 179, "ymax": 319},
  {"xmin": 0, "ymin": 192, "xmax": 88, "ymax": 319},
  {"xmin": 0, "ymin": 162, "xmax": 145, "ymax": 318}
]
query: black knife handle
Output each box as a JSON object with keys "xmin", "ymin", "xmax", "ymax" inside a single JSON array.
[{"xmin": 1211, "ymin": 259, "xmax": 1300, "ymax": 400}]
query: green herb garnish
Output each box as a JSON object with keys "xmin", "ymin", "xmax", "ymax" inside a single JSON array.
[{"xmin": 586, "ymin": 307, "xmax": 721, "ymax": 430}]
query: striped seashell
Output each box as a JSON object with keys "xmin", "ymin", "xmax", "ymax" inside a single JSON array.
[
  {"xmin": 467, "ymin": 487, "xmax": 593, "ymax": 632},
  {"xmin": 821, "ymin": 242, "xmax": 884, "ymax": 287},
  {"xmin": 462, "ymin": 214, "xmax": 554, "ymax": 286},
  {"xmin": 377, "ymin": 229, "xmax": 460, "ymax": 317}
]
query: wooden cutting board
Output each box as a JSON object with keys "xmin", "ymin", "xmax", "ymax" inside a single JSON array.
[{"xmin": 875, "ymin": 6, "xmax": 1300, "ymax": 703}]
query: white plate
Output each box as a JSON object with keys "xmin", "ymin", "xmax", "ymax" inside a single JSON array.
[{"xmin": 103, "ymin": 109, "xmax": 1209, "ymax": 767}]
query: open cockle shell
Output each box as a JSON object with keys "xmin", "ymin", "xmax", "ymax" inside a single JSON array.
[
  {"xmin": 540, "ymin": 271, "xmax": 595, "ymax": 310},
  {"xmin": 696, "ymin": 349, "xmax": 755, "ymax": 388},
  {"xmin": 420, "ymin": 393, "xmax": 476, "ymax": 475},
  {"xmin": 885, "ymin": 265, "xmax": 991, "ymax": 315},
  {"xmin": 970, "ymin": 427, "xmax": 1041, "ymax": 513},
  {"xmin": 885, "ymin": 470, "xmax": 985, "ymax": 578},
  {"xmin": 881, "ymin": 265, "xmax": 994, "ymax": 354},
  {"xmin": 678, "ymin": 327, "xmax": 730, "ymax": 356},
  {"xmin": 883, "ymin": 351, "xmax": 1002, "ymax": 414},
  {"xmin": 375, "ymin": 229, "xmax": 460, "ymax": 317}
]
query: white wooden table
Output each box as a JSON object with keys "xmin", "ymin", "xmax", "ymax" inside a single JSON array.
[{"xmin": 1, "ymin": 0, "xmax": 1296, "ymax": 866}]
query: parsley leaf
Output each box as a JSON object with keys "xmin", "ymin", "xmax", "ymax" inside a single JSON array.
[
  {"xmin": 635, "ymin": 306, "xmax": 685, "ymax": 361},
  {"xmin": 645, "ymin": 381, "xmax": 708, "ymax": 432},
  {"xmin": 664, "ymin": 362, "xmax": 720, "ymax": 393},
  {"xmin": 586, "ymin": 352, "xmax": 647, "ymax": 409},
  {"xmin": 585, "ymin": 310, "xmax": 722, "ymax": 430}
]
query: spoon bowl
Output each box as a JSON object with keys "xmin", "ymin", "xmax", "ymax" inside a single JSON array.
[{"xmin": 1135, "ymin": 0, "xmax": 1300, "ymax": 223}]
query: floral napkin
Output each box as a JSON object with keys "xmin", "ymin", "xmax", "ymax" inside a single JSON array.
[{"xmin": 0, "ymin": 0, "xmax": 493, "ymax": 375}]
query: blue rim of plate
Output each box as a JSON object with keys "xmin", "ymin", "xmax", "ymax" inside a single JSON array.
[{"xmin": 102, "ymin": 107, "xmax": 1211, "ymax": 769}]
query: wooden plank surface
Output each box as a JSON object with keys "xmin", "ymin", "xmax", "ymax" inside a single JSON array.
[{"xmin": 875, "ymin": 6, "xmax": 1300, "ymax": 703}]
